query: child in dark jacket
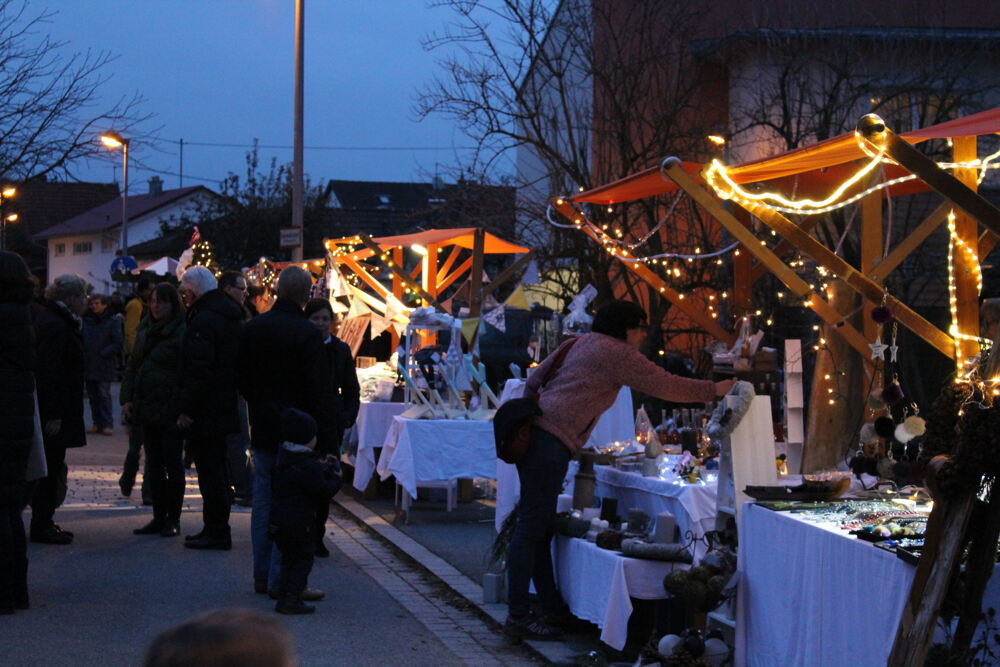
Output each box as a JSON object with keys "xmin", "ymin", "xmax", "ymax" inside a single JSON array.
[{"xmin": 269, "ymin": 408, "xmax": 341, "ymax": 615}]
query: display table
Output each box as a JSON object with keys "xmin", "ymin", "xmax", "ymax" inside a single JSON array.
[
  {"xmin": 594, "ymin": 465, "xmax": 718, "ymax": 560},
  {"xmin": 495, "ymin": 382, "xmax": 634, "ymax": 531},
  {"xmin": 348, "ymin": 401, "xmax": 408, "ymax": 492},
  {"xmin": 554, "ymin": 534, "xmax": 685, "ymax": 651},
  {"xmin": 376, "ymin": 416, "xmax": 496, "ymax": 501},
  {"xmin": 737, "ymin": 502, "xmax": 915, "ymax": 666}
]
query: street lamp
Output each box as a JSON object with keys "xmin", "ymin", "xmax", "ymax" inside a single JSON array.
[
  {"xmin": 100, "ymin": 131, "xmax": 130, "ymax": 255},
  {"xmin": 0, "ymin": 186, "xmax": 15, "ymax": 251}
]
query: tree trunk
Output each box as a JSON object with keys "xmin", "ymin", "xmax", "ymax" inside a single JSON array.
[{"xmin": 803, "ymin": 280, "xmax": 865, "ymax": 472}]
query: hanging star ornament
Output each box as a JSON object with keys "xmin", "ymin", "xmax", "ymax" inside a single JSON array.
[
  {"xmin": 869, "ymin": 336, "xmax": 888, "ymax": 360},
  {"xmin": 889, "ymin": 341, "xmax": 899, "ymax": 363}
]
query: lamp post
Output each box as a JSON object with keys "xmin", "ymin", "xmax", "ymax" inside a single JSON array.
[
  {"xmin": 0, "ymin": 186, "xmax": 14, "ymax": 251},
  {"xmin": 100, "ymin": 131, "xmax": 130, "ymax": 255}
]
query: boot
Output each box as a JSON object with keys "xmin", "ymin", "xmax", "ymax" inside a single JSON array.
[
  {"xmin": 14, "ymin": 559, "xmax": 28, "ymax": 610},
  {"xmin": 275, "ymin": 593, "xmax": 315, "ymax": 615}
]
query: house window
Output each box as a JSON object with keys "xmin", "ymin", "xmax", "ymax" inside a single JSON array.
[
  {"xmin": 72, "ymin": 241, "xmax": 92, "ymax": 255},
  {"xmin": 101, "ymin": 237, "xmax": 117, "ymax": 253},
  {"xmin": 54, "ymin": 243, "xmax": 65, "ymax": 257}
]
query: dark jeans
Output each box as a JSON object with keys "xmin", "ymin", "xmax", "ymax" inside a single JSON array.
[
  {"xmin": 85, "ymin": 380, "xmax": 113, "ymax": 429},
  {"xmin": 274, "ymin": 533, "xmax": 314, "ymax": 597},
  {"xmin": 187, "ymin": 434, "xmax": 231, "ymax": 539},
  {"xmin": 507, "ymin": 426, "xmax": 571, "ymax": 619},
  {"xmin": 143, "ymin": 425, "xmax": 185, "ymax": 525},
  {"xmin": 30, "ymin": 444, "xmax": 68, "ymax": 531},
  {"xmin": 0, "ymin": 483, "xmax": 27, "ymax": 609}
]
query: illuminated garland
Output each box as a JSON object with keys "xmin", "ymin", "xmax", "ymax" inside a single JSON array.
[{"xmin": 704, "ymin": 135, "xmax": 1000, "ymax": 216}]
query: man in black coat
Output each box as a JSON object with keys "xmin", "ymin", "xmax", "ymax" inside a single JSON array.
[
  {"xmin": 31, "ymin": 274, "xmax": 89, "ymax": 545},
  {"xmin": 238, "ymin": 265, "xmax": 336, "ymax": 597},
  {"xmin": 176, "ymin": 266, "xmax": 243, "ymax": 550}
]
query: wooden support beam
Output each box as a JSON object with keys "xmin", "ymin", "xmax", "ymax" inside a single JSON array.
[
  {"xmin": 426, "ymin": 244, "xmax": 440, "ymax": 305},
  {"xmin": 551, "ymin": 199, "xmax": 735, "ymax": 345},
  {"xmin": 437, "ymin": 257, "xmax": 473, "ymax": 293},
  {"xmin": 339, "ymin": 255, "xmax": 392, "ymax": 299},
  {"xmin": 858, "ymin": 115, "xmax": 1000, "ymax": 237},
  {"xmin": 438, "ymin": 245, "xmax": 462, "ymax": 280},
  {"xmin": 469, "ymin": 229, "xmax": 485, "ymax": 319},
  {"xmin": 952, "ymin": 135, "xmax": 981, "ymax": 362},
  {"xmin": 870, "ymin": 202, "xmax": 950, "ymax": 283},
  {"xmin": 659, "ymin": 159, "xmax": 875, "ymax": 360},
  {"xmin": 979, "ymin": 229, "xmax": 999, "ymax": 259},
  {"xmin": 356, "ymin": 235, "xmax": 445, "ymax": 311},
  {"xmin": 731, "ymin": 192, "xmax": 954, "ymax": 359},
  {"xmin": 481, "ymin": 251, "xmax": 534, "ymax": 299},
  {"xmin": 749, "ymin": 218, "xmax": 820, "ymax": 283},
  {"xmin": 861, "ymin": 188, "xmax": 883, "ymax": 350}
]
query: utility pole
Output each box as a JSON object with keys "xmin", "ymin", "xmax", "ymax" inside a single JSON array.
[{"xmin": 291, "ymin": 0, "xmax": 305, "ymax": 261}]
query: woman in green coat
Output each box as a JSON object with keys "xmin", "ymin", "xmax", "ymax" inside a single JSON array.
[{"xmin": 121, "ymin": 283, "xmax": 186, "ymax": 537}]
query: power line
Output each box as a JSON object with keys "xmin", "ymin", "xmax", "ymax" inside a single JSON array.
[{"xmin": 134, "ymin": 135, "xmax": 475, "ymax": 151}]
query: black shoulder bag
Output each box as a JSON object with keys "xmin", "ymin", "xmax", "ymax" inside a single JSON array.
[{"xmin": 493, "ymin": 338, "xmax": 578, "ymax": 464}]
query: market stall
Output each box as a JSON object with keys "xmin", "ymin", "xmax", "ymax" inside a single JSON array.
[{"xmin": 545, "ymin": 106, "xmax": 1000, "ymax": 662}]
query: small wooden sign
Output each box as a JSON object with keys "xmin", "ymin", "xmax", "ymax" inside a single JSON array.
[{"xmin": 279, "ymin": 226, "xmax": 302, "ymax": 249}]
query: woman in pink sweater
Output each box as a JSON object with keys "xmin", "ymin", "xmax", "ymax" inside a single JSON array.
[{"xmin": 504, "ymin": 300, "xmax": 733, "ymax": 641}]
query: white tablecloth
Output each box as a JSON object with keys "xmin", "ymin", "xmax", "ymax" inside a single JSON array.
[
  {"xmin": 376, "ymin": 416, "xmax": 497, "ymax": 498},
  {"xmin": 737, "ymin": 503, "xmax": 915, "ymax": 666},
  {"xmin": 348, "ymin": 401, "xmax": 408, "ymax": 492},
  {"xmin": 594, "ymin": 465, "xmax": 718, "ymax": 560},
  {"xmin": 495, "ymin": 381, "xmax": 635, "ymax": 531},
  {"xmin": 554, "ymin": 535, "xmax": 684, "ymax": 651}
]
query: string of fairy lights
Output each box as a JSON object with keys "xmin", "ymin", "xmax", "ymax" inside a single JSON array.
[{"xmin": 550, "ymin": 128, "xmax": 1000, "ymax": 408}]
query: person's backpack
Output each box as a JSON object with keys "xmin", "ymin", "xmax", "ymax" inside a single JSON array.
[{"xmin": 493, "ymin": 338, "xmax": 578, "ymax": 464}]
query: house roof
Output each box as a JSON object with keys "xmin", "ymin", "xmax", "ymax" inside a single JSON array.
[
  {"xmin": 324, "ymin": 179, "xmax": 452, "ymax": 210},
  {"xmin": 12, "ymin": 181, "xmax": 122, "ymax": 237},
  {"xmin": 35, "ymin": 185, "xmax": 214, "ymax": 240}
]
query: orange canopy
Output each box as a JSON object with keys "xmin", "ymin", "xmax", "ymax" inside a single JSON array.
[
  {"xmin": 570, "ymin": 106, "xmax": 1000, "ymax": 206},
  {"xmin": 371, "ymin": 227, "xmax": 529, "ymax": 254}
]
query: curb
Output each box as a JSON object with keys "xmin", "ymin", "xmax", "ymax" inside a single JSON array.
[{"xmin": 334, "ymin": 495, "xmax": 583, "ymax": 665}]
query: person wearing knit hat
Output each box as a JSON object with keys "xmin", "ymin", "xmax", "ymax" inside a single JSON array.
[
  {"xmin": 267, "ymin": 408, "xmax": 340, "ymax": 614},
  {"xmin": 281, "ymin": 408, "xmax": 317, "ymax": 448}
]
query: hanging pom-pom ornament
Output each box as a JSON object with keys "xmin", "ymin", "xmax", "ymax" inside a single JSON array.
[
  {"xmin": 859, "ymin": 423, "xmax": 878, "ymax": 445},
  {"xmin": 871, "ymin": 305, "xmax": 894, "ymax": 324},
  {"xmin": 882, "ymin": 381, "xmax": 904, "ymax": 405},
  {"xmin": 900, "ymin": 414, "xmax": 926, "ymax": 439},
  {"xmin": 867, "ymin": 391, "xmax": 887, "ymax": 411},
  {"xmin": 874, "ymin": 416, "xmax": 896, "ymax": 439}
]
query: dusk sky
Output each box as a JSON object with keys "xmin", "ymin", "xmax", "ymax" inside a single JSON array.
[{"xmin": 43, "ymin": 1, "xmax": 487, "ymax": 194}]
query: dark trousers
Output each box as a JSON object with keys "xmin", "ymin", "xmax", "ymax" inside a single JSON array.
[
  {"xmin": 122, "ymin": 425, "xmax": 151, "ymax": 502},
  {"xmin": 274, "ymin": 534, "xmax": 314, "ymax": 597},
  {"xmin": 30, "ymin": 444, "xmax": 67, "ymax": 531},
  {"xmin": 187, "ymin": 435, "xmax": 231, "ymax": 538},
  {"xmin": 85, "ymin": 380, "xmax": 113, "ymax": 429},
  {"xmin": 507, "ymin": 426, "xmax": 571, "ymax": 619},
  {"xmin": 143, "ymin": 425, "xmax": 185, "ymax": 525},
  {"xmin": 0, "ymin": 483, "xmax": 27, "ymax": 610}
]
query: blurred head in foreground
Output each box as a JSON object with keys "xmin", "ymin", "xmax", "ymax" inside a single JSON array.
[{"xmin": 143, "ymin": 608, "xmax": 297, "ymax": 667}]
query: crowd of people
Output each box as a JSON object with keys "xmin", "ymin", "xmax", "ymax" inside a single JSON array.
[{"xmin": 0, "ymin": 251, "xmax": 360, "ymax": 616}]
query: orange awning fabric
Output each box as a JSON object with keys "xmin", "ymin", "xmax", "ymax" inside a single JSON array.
[
  {"xmin": 570, "ymin": 106, "xmax": 1000, "ymax": 206},
  {"xmin": 371, "ymin": 228, "xmax": 529, "ymax": 254}
]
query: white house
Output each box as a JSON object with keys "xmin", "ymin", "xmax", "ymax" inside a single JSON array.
[{"xmin": 36, "ymin": 177, "xmax": 221, "ymax": 294}]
